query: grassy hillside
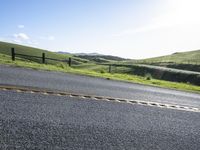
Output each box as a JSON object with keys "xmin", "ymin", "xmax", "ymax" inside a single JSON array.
[
  {"xmin": 0, "ymin": 41, "xmax": 125, "ymax": 70},
  {"xmin": 0, "ymin": 41, "xmax": 121, "ymax": 73},
  {"xmin": 141, "ymin": 50, "xmax": 200, "ymax": 72},
  {"xmin": 121, "ymin": 50, "xmax": 200, "ymax": 72},
  {"xmin": 141, "ymin": 50, "xmax": 200, "ymax": 64},
  {"xmin": 0, "ymin": 41, "xmax": 120, "ymax": 65},
  {"xmin": 121, "ymin": 50, "xmax": 200, "ymax": 65},
  {"xmin": 75, "ymin": 54, "xmax": 127, "ymax": 63},
  {"xmin": 0, "ymin": 41, "xmax": 73, "ymax": 65}
]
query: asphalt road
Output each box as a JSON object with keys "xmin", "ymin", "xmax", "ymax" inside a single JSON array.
[
  {"xmin": 0, "ymin": 65, "xmax": 200, "ymax": 107},
  {"xmin": 0, "ymin": 90, "xmax": 200, "ymax": 150}
]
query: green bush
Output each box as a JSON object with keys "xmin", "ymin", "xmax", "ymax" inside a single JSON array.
[
  {"xmin": 145, "ymin": 73, "xmax": 152, "ymax": 80},
  {"xmin": 100, "ymin": 69, "xmax": 105, "ymax": 74}
]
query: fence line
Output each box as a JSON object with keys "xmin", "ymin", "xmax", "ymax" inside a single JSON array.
[
  {"xmin": 11, "ymin": 47, "xmax": 114, "ymax": 72},
  {"xmin": 11, "ymin": 48, "xmax": 72, "ymax": 66}
]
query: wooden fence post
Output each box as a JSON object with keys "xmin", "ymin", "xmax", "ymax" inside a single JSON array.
[
  {"xmin": 109, "ymin": 65, "xmax": 111, "ymax": 73},
  {"xmin": 11, "ymin": 48, "xmax": 15, "ymax": 61},
  {"xmin": 68, "ymin": 57, "xmax": 72, "ymax": 67},
  {"xmin": 42, "ymin": 53, "xmax": 45, "ymax": 63}
]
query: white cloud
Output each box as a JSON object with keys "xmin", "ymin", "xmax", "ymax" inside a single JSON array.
[
  {"xmin": 14, "ymin": 33, "xmax": 29, "ymax": 40},
  {"xmin": 12, "ymin": 33, "xmax": 33, "ymax": 45},
  {"xmin": 18, "ymin": 25, "xmax": 25, "ymax": 29},
  {"xmin": 0, "ymin": 33, "xmax": 39, "ymax": 47}
]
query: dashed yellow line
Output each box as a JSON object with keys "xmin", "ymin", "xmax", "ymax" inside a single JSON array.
[{"xmin": 0, "ymin": 85, "xmax": 199, "ymax": 112}]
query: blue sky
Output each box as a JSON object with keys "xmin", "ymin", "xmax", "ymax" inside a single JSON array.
[{"xmin": 1, "ymin": 0, "xmax": 200, "ymax": 59}]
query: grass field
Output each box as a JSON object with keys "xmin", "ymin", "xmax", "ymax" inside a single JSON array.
[
  {"xmin": 0, "ymin": 41, "xmax": 91, "ymax": 65},
  {"xmin": 0, "ymin": 41, "xmax": 71, "ymax": 59},
  {"xmin": 141, "ymin": 49, "xmax": 200, "ymax": 64},
  {"xmin": 121, "ymin": 49, "xmax": 200, "ymax": 72},
  {"xmin": 1, "ymin": 53, "xmax": 200, "ymax": 93}
]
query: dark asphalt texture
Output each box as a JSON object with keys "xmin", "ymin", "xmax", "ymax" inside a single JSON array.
[
  {"xmin": 0, "ymin": 90, "xmax": 200, "ymax": 150},
  {"xmin": 0, "ymin": 65, "xmax": 200, "ymax": 107}
]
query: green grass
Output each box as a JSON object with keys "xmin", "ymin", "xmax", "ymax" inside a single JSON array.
[
  {"xmin": 121, "ymin": 49, "xmax": 200, "ymax": 66},
  {"xmin": 0, "ymin": 41, "xmax": 89, "ymax": 65},
  {"xmin": 1, "ymin": 53, "xmax": 200, "ymax": 94},
  {"xmin": 138, "ymin": 49, "xmax": 200, "ymax": 64},
  {"xmin": 0, "ymin": 41, "xmax": 71, "ymax": 58},
  {"xmin": 0, "ymin": 41, "xmax": 120, "ymax": 65},
  {"xmin": 120, "ymin": 49, "xmax": 200, "ymax": 72},
  {"xmin": 73, "ymin": 64, "xmax": 109, "ymax": 73}
]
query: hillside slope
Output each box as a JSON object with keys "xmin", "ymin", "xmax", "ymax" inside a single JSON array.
[
  {"xmin": 75, "ymin": 55, "xmax": 127, "ymax": 63},
  {"xmin": 142, "ymin": 50, "xmax": 200, "ymax": 64},
  {"xmin": 0, "ymin": 41, "xmax": 123, "ymax": 65},
  {"xmin": 0, "ymin": 41, "xmax": 92, "ymax": 65},
  {"xmin": 117, "ymin": 50, "xmax": 200, "ymax": 72},
  {"xmin": 0, "ymin": 41, "xmax": 72, "ymax": 60}
]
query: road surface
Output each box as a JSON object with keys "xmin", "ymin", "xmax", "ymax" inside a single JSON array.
[
  {"xmin": 0, "ymin": 90, "xmax": 199, "ymax": 149},
  {"xmin": 0, "ymin": 65, "xmax": 200, "ymax": 107},
  {"xmin": 0, "ymin": 65, "xmax": 200, "ymax": 149}
]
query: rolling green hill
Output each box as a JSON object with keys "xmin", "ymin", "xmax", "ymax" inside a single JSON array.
[
  {"xmin": 0, "ymin": 41, "xmax": 124, "ymax": 65},
  {"xmin": 0, "ymin": 41, "xmax": 93, "ymax": 65},
  {"xmin": 140, "ymin": 50, "xmax": 200, "ymax": 72},
  {"xmin": 119, "ymin": 50, "xmax": 200, "ymax": 65},
  {"xmin": 120, "ymin": 50, "xmax": 200, "ymax": 72},
  {"xmin": 141, "ymin": 50, "xmax": 200, "ymax": 64},
  {"xmin": 0, "ymin": 41, "xmax": 72, "ymax": 63},
  {"xmin": 75, "ymin": 54, "xmax": 127, "ymax": 63}
]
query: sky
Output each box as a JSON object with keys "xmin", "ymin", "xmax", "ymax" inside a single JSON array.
[{"xmin": 1, "ymin": 0, "xmax": 200, "ymax": 59}]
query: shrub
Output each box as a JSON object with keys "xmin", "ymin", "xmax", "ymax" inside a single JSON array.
[
  {"xmin": 100, "ymin": 69, "xmax": 105, "ymax": 74},
  {"xmin": 145, "ymin": 73, "xmax": 152, "ymax": 80}
]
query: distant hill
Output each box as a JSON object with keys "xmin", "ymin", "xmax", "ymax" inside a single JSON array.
[
  {"xmin": 74, "ymin": 52, "xmax": 102, "ymax": 56},
  {"xmin": 116, "ymin": 49, "xmax": 200, "ymax": 72},
  {"xmin": 141, "ymin": 50, "xmax": 200, "ymax": 64},
  {"xmin": 58, "ymin": 51, "xmax": 127, "ymax": 63},
  {"xmin": 57, "ymin": 52, "xmax": 102, "ymax": 56},
  {"xmin": 57, "ymin": 51, "xmax": 71, "ymax": 54},
  {"xmin": 132, "ymin": 50, "xmax": 200, "ymax": 72},
  {"xmin": 75, "ymin": 54, "xmax": 127, "ymax": 63}
]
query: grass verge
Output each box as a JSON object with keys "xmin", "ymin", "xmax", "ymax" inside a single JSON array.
[{"xmin": 0, "ymin": 53, "xmax": 200, "ymax": 94}]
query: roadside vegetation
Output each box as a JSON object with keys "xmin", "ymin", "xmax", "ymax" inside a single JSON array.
[{"xmin": 1, "ymin": 52, "xmax": 200, "ymax": 93}]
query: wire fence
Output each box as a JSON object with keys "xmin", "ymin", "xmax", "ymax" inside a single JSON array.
[
  {"xmin": 11, "ymin": 48, "xmax": 72, "ymax": 66},
  {"xmin": 10, "ymin": 48, "xmax": 113, "ymax": 73}
]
